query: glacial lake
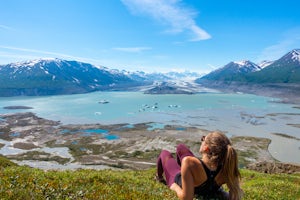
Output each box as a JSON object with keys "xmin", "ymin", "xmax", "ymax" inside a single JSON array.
[{"xmin": 0, "ymin": 91, "xmax": 299, "ymax": 164}]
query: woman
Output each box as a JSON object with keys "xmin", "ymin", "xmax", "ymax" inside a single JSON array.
[{"xmin": 156, "ymin": 131, "xmax": 243, "ymax": 200}]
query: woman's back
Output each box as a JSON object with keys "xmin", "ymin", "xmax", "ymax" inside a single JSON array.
[
  {"xmin": 184, "ymin": 157, "xmax": 225, "ymax": 190},
  {"xmin": 176, "ymin": 156, "xmax": 228, "ymax": 199},
  {"xmin": 157, "ymin": 132, "xmax": 242, "ymax": 200}
]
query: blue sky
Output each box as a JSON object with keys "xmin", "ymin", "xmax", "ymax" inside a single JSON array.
[{"xmin": 0, "ymin": 0, "xmax": 300, "ymax": 73}]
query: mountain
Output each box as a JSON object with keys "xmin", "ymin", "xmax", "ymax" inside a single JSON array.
[
  {"xmin": 1, "ymin": 49, "xmax": 299, "ymax": 97},
  {"xmin": 198, "ymin": 60, "xmax": 261, "ymax": 82},
  {"xmin": 125, "ymin": 70, "xmax": 202, "ymax": 82},
  {"xmin": 126, "ymin": 70, "xmax": 203, "ymax": 94},
  {"xmin": 0, "ymin": 58, "xmax": 202, "ymax": 97},
  {"xmin": 129, "ymin": 71, "xmax": 171, "ymax": 82},
  {"xmin": 195, "ymin": 49, "xmax": 300, "ymax": 102},
  {"xmin": 258, "ymin": 60, "xmax": 274, "ymax": 68},
  {"xmin": 247, "ymin": 49, "xmax": 300, "ymax": 83},
  {"xmin": 196, "ymin": 49, "xmax": 300, "ymax": 84},
  {"xmin": 0, "ymin": 58, "xmax": 140, "ymax": 96},
  {"xmin": 164, "ymin": 71, "xmax": 203, "ymax": 80}
]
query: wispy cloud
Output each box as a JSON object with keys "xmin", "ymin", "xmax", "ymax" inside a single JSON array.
[
  {"xmin": 0, "ymin": 45, "xmax": 72, "ymax": 58},
  {"xmin": 0, "ymin": 51, "xmax": 40, "ymax": 61},
  {"xmin": 0, "ymin": 45, "xmax": 105, "ymax": 65},
  {"xmin": 112, "ymin": 46, "xmax": 151, "ymax": 53},
  {"xmin": 258, "ymin": 27, "xmax": 300, "ymax": 61},
  {"xmin": 121, "ymin": 0, "xmax": 211, "ymax": 41},
  {"xmin": 0, "ymin": 24, "xmax": 13, "ymax": 31},
  {"xmin": 207, "ymin": 64, "xmax": 218, "ymax": 71}
]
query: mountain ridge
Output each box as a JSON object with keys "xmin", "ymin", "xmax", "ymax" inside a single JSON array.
[
  {"xmin": 197, "ymin": 49, "xmax": 300, "ymax": 84},
  {"xmin": 0, "ymin": 49, "xmax": 299, "ymax": 97},
  {"xmin": 0, "ymin": 58, "xmax": 203, "ymax": 96},
  {"xmin": 195, "ymin": 49, "xmax": 300, "ymax": 103},
  {"xmin": 0, "ymin": 59, "xmax": 141, "ymax": 96}
]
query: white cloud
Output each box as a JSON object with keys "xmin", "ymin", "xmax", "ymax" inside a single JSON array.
[
  {"xmin": 258, "ymin": 27, "xmax": 300, "ymax": 61},
  {"xmin": 0, "ymin": 24, "xmax": 13, "ymax": 31},
  {"xmin": 207, "ymin": 63, "xmax": 218, "ymax": 71},
  {"xmin": 0, "ymin": 52, "xmax": 40, "ymax": 61},
  {"xmin": 0, "ymin": 45, "xmax": 105, "ymax": 65},
  {"xmin": 112, "ymin": 46, "xmax": 151, "ymax": 53},
  {"xmin": 121, "ymin": 0, "xmax": 211, "ymax": 41},
  {"xmin": 0, "ymin": 45, "xmax": 71, "ymax": 57}
]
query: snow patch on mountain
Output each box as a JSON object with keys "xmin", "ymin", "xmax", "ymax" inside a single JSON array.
[
  {"xmin": 233, "ymin": 60, "xmax": 261, "ymax": 71},
  {"xmin": 233, "ymin": 60, "xmax": 249, "ymax": 66},
  {"xmin": 291, "ymin": 49, "xmax": 300, "ymax": 62},
  {"xmin": 258, "ymin": 60, "xmax": 274, "ymax": 68},
  {"xmin": 11, "ymin": 58, "xmax": 58, "ymax": 68}
]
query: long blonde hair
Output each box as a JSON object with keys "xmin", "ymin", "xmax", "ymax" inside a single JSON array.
[{"xmin": 205, "ymin": 131, "xmax": 243, "ymax": 200}]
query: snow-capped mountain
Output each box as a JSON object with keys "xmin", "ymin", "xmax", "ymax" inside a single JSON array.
[
  {"xmin": 233, "ymin": 60, "xmax": 261, "ymax": 72},
  {"xmin": 0, "ymin": 58, "xmax": 140, "ymax": 96},
  {"xmin": 196, "ymin": 49, "xmax": 300, "ymax": 84},
  {"xmin": 164, "ymin": 71, "xmax": 203, "ymax": 80},
  {"xmin": 0, "ymin": 49, "xmax": 299, "ymax": 97},
  {"xmin": 197, "ymin": 60, "xmax": 260, "ymax": 81},
  {"xmin": 129, "ymin": 71, "xmax": 171, "ymax": 82},
  {"xmin": 0, "ymin": 58, "xmax": 202, "ymax": 96},
  {"xmin": 291, "ymin": 49, "xmax": 300, "ymax": 62},
  {"xmin": 258, "ymin": 60, "xmax": 274, "ymax": 68},
  {"xmin": 269, "ymin": 49, "xmax": 300, "ymax": 67},
  {"xmin": 123, "ymin": 70, "xmax": 202, "ymax": 81},
  {"xmin": 250, "ymin": 49, "xmax": 300, "ymax": 83}
]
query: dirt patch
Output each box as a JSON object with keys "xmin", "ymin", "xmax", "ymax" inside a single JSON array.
[
  {"xmin": 13, "ymin": 142, "xmax": 39, "ymax": 150},
  {"xmin": 246, "ymin": 161, "xmax": 300, "ymax": 174}
]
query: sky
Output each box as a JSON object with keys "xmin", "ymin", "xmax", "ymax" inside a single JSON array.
[{"xmin": 0, "ymin": 0, "xmax": 300, "ymax": 74}]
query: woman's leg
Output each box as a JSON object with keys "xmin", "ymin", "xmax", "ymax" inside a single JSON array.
[
  {"xmin": 157, "ymin": 150, "xmax": 181, "ymax": 187},
  {"xmin": 176, "ymin": 144, "xmax": 195, "ymax": 166}
]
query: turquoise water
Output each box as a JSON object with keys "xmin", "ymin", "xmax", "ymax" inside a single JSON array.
[
  {"xmin": 147, "ymin": 123, "xmax": 165, "ymax": 131},
  {"xmin": 0, "ymin": 91, "xmax": 299, "ymax": 164},
  {"xmin": 0, "ymin": 91, "xmax": 294, "ymax": 124},
  {"xmin": 59, "ymin": 128, "xmax": 118, "ymax": 140}
]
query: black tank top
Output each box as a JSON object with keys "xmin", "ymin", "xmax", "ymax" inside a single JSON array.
[{"xmin": 174, "ymin": 159, "xmax": 222, "ymax": 197}]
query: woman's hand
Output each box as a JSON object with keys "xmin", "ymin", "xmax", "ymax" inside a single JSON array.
[
  {"xmin": 170, "ymin": 182, "xmax": 186, "ymax": 199},
  {"xmin": 170, "ymin": 183, "xmax": 180, "ymax": 191}
]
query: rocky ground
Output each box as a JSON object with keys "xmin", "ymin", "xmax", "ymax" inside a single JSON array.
[{"xmin": 0, "ymin": 112, "xmax": 300, "ymax": 174}]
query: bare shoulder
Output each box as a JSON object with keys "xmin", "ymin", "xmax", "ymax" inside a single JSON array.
[
  {"xmin": 181, "ymin": 157, "xmax": 204, "ymax": 174},
  {"xmin": 181, "ymin": 157, "xmax": 207, "ymax": 186},
  {"xmin": 182, "ymin": 156, "xmax": 201, "ymax": 167}
]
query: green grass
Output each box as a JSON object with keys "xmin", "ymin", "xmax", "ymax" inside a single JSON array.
[
  {"xmin": 241, "ymin": 170, "xmax": 300, "ymax": 200},
  {"xmin": 0, "ymin": 156, "xmax": 299, "ymax": 200}
]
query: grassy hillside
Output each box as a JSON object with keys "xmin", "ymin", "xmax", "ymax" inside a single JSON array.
[{"xmin": 0, "ymin": 156, "xmax": 299, "ymax": 200}]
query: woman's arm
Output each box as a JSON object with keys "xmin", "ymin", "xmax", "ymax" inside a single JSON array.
[
  {"xmin": 170, "ymin": 182, "xmax": 183, "ymax": 197},
  {"xmin": 170, "ymin": 157, "xmax": 195, "ymax": 200}
]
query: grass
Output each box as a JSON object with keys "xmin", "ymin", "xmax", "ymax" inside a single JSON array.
[
  {"xmin": 0, "ymin": 156, "xmax": 299, "ymax": 200},
  {"xmin": 241, "ymin": 170, "xmax": 300, "ymax": 199}
]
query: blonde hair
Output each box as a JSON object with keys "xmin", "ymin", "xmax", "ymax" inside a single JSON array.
[{"xmin": 205, "ymin": 131, "xmax": 243, "ymax": 200}]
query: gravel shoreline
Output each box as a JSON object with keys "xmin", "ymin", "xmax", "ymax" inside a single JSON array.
[{"xmin": 1, "ymin": 112, "xmax": 300, "ymax": 173}]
